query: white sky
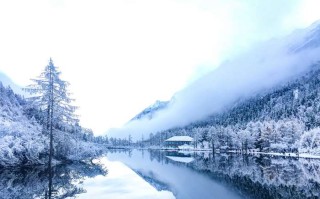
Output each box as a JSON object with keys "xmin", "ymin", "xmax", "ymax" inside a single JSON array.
[{"xmin": 0, "ymin": 0, "xmax": 320, "ymax": 135}]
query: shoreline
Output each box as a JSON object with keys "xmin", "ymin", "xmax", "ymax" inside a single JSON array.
[
  {"xmin": 107, "ymin": 146, "xmax": 320, "ymax": 159},
  {"xmin": 145, "ymin": 147, "xmax": 320, "ymax": 159}
]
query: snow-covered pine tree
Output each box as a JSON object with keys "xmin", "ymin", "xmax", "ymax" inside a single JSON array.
[{"xmin": 24, "ymin": 58, "xmax": 78, "ymax": 166}]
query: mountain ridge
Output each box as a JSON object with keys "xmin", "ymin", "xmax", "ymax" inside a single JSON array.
[{"xmin": 130, "ymin": 100, "xmax": 170, "ymax": 121}]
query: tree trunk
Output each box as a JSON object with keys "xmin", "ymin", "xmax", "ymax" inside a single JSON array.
[
  {"xmin": 48, "ymin": 65, "xmax": 54, "ymax": 170},
  {"xmin": 212, "ymin": 140, "xmax": 215, "ymax": 154},
  {"xmin": 47, "ymin": 166, "xmax": 53, "ymax": 199},
  {"xmin": 47, "ymin": 65, "xmax": 54, "ymax": 199}
]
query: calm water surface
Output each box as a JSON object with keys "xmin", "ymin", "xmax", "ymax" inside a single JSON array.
[{"xmin": 1, "ymin": 150, "xmax": 320, "ymax": 199}]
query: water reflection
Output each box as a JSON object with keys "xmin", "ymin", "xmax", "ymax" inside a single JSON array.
[
  {"xmin": 0, "ymin": 161, "xmax": 107, "ymax": 199},
  {"xmin": 107, "ymin": 149, "xmax": 320, "ymax": 199},
  {"xmin": 1, "ymin": 150, "xmax": 320, "ymax": 199},
  {"xmin": 165, "ymin": 151, "xmax": 194, "ymax": 163},
  {"xmin": 107, "ymin": 150, "xmax": 243, "ymax": 199},
  {"xmin": 75, "ymin": 157, "xmax": 175, "ymax": 199}
]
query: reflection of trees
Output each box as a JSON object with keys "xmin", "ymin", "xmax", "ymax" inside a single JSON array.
[
  {"xmin": 0, "ymin": 161, "xmax": 107, "ymax": 199},
  {"xmin": 190, "ymin": 154, "xmax": 320, "ymax": 199},
  {"xmin": 146, "ymin": 150, "xmax": 320, "ymax": 199}
]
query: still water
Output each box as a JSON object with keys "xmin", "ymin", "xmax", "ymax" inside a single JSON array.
[{"xmin": 1, "ymin": 150, "xmax": 320, "ymax": 199}]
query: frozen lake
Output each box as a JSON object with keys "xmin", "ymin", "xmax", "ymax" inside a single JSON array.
[{"xmin": 1, "ymin": 149, "xmax": 320, "ymax": 199}]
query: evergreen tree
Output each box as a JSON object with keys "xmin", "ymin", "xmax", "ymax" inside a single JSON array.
[{"xmin": 25, "ymin": 58, "xmax": 78, "ymax": 166}]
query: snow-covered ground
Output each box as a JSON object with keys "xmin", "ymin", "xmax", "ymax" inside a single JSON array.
[
  {"xmin": 252, "ymin": 151, "xmax": 320, "ymax": 159},
  {"xmin": 149, "ymin": 145, "xmax": 320, "ymax": 160}
]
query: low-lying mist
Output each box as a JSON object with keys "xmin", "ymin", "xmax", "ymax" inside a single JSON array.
[{"xmin": 107, "ymin": 22, "xmax": 320, "ymax": 141}]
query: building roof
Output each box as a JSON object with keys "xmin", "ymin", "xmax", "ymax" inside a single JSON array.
[{"xmin": 165, "ymin": 136, "xmax": 193, "ymax": 142}]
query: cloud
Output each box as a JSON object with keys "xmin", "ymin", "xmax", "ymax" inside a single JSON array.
[{"xmin": 108, "ymin": 22, "xmax": 320, "ymax": 141}]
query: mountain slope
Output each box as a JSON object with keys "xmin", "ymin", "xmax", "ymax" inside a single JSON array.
[
  {"xmin": 0, "ymin": 81, "xmax": 47, "ymax": 166},
  {"xmin": 126, "ymin": 21, "xmax": 320, "ymax": 154},
  {"xmin": 130, "ymin": 100, "xmax": 169, "ymax": 121},
  {"xmin": 146, "ymin": 62, "xmax": 320, "ymax": 154}
]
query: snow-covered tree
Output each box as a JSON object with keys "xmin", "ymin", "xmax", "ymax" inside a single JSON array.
[
  {"xmin": 208, "ymin": 126, "xmax": 219, "ymax": 153},
  {"xmin": 299, "ymin": 128, "xmax": 320, "ymax": 155},
  {"xmin": 25, "ymin": 58, "xmax": 78, "ymax": 165}
]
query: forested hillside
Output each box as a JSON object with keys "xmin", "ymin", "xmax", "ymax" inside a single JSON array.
[
  {"xmin": 0, "ymin": 82, "xmax": 47, "ymax": 166},
  {"xmin": 145, "ymin": 62, "xmax": 320, "ymax": 155},
  {"xmin": 0, "ymin": 80, "xmax": 104, "ymax": 167}
]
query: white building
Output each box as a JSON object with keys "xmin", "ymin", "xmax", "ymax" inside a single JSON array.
[{"xmin": 164, "ymin": 136, "xmax": 193, "ymax": 147}]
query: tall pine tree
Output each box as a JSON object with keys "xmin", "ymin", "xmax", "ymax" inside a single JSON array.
[{"xmin": 25, "ymin": 58, "xmax": 78, "ymax": 167}]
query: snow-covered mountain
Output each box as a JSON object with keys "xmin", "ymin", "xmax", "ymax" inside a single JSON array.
[
  {"xmin": 130, "ymin": 100, "xmax": 169, "ymax": 121},
  {"xmin": 290, "ymin": 20, "xmax": 320, "ymax": 53},
  {"xmin": 146, "ymin": 61, "xmax": 320, "ymax": 152},
  {"xmin": 113, "ymin": 20, "xmax": 320, "ymax": 153}
]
